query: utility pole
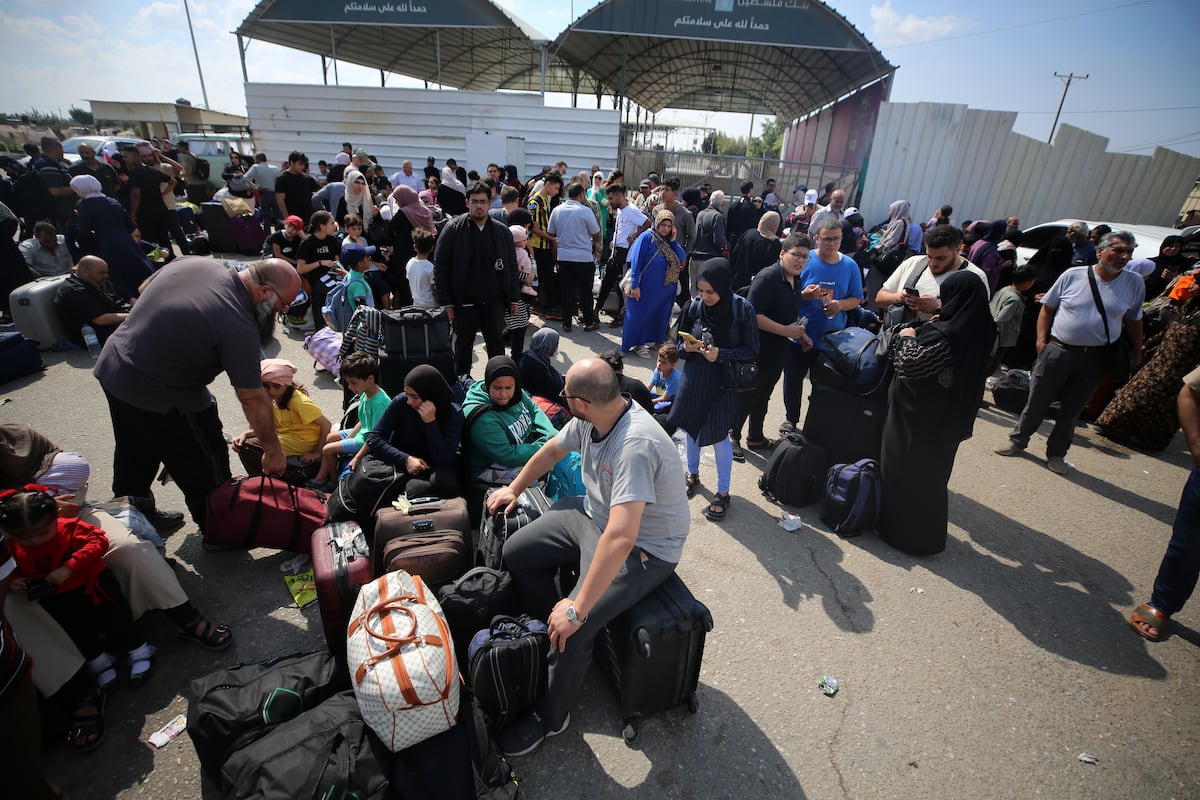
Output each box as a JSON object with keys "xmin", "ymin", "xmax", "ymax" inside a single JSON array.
[
  {"xmin": 1048, "ymin": 72, "xmax": 1088, "ymax": 144},
  {"xmin": 183, "ymin": 0, "xmax": 210, "ymax": 109}
]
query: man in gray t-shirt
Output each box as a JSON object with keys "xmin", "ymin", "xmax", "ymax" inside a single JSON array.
[{"xmin": 487, "ymin": 359, "xmax": 690, "ymax": 757}]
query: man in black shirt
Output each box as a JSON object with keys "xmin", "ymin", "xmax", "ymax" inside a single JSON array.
[
  {"xmin": 30, "ymin": 136, "xmax": 75, "ymax": 233},
  {"xmin": 123, "ymin": 145, "xmax": 173, "ymax": 246},
  {"xmin": 424, "ymin": 156, "xmax": 439, "ymax": 180},
  {"xmin": 433, "ymin": 182, "xmax": 521, "ymax": 376},
  {"xmin": 54, "ymin": 256, "xmax": 132, "ymax": 345},
  {"xmin": 725, "ymin": 180, "xmax": 762, "ymax": 251},
  {"xmin": 274, "ymin": 151, "xmax": 318, "ymax": 223},
  {"xmin": 598, "ymin": 349, "xmax": 655, "ymax": 413},
  {"xmin": 68, "ymin": 143, "xmax": 119, "ymax": 197}
]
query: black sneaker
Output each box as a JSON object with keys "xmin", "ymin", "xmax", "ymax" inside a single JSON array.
[
  {"xmin": 144, "ymin": 507, "xmax": 186, "ymax": 536},
  {"xmin": 499, "ymin": 711, "xmax": 569, "ymax": 757}
]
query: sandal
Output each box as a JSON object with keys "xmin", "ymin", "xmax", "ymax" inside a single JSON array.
[
  {"xmin": 703, "ymin": 493, "xmax": 730, "ymax": 522},
  {"xmin": 178, "ymin": 615, "xmax": 234, "ymax": 650},
  {"xmin": 66, "ymin": 687, "xmax": 106, "ymax": 752},
  {"xmin": 730, "ymin": 441, "xmax": 746, "ymax": 463},
  {"xmin": 685, "ymin": 473, "xmax": 700, "ymax": 498},
  {"xmin": 1129, "ymin": 603, "xmax": 1168, "ymax": 642}
]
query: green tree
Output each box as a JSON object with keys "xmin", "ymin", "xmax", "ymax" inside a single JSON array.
[
  {"xmin": 748, "ymin": 116, "xmax": 787, "ymax": 159},
  {"xmin": 69, "ymin": 106, "xmax": 94, "ymax": 126},
  {"xmin": 718, "ymin": 135, "xmax": 747, "ymax": 156},
  {"xmin": 701, "ymin": 130, "xmax": 719, "ymax": 154}
]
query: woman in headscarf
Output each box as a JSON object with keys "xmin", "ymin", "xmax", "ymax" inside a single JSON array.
[
  {"xmin": 878, "ymin": 271, "xmax": 997, "ymax": 555},
  {"xmin": 729, "ymin": 210, "xmax": 782, "ymax": 290},
  {"xmin": 968, "ymin": 219, "xmax": 1007, "ymax": 295},
  {"xmin": 383, "ymin": 184, "xmax": 436, "ymax": 307},
  {"xmin": 438, "ymin": 163, "xmax": 468, "ymax": 216},
  {"xmin": 668, "ymin": 259, "xmax": 760, "ymax": 522},
  {"xmin": 71, "ymin": 175, "xmax": 154, "ymax": 302},
  {"xmin": 503, "ymin": 165, "xmax": 522, "ymax": 190},
  {"xmin": 519, "ymin": 327, "xmax": 566, "ymax": 402},
  {"xmin": 335, "ymin": 168, "xmax": 377, "ymax": 232},
  {"xmin": 366, "ymin": 365, "xmax": 464, "ymax": 499},
  {"xmin": 1144, "ymin": 235, "xmax": 1192, "ymax": 300},
  {"xmin": 873, "ymin": 200, "xmax": 915, "ymax": 277},
  {"xmin": 623, "ymin": 210, "xmax": 688, "ymax": 358},
  {"xmin": 221, "ymin": 151, "xmax": 252, "ymax": 198},
  {"xmin": 460, "ymin": 356, "xmax": 558, "ymax": 480}
]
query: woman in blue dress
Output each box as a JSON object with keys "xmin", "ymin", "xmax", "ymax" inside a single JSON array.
[
  {"xmin": 622, "ymin": 210, "xmax": 687, "ymax": 358},
  {"xmin": 71, "ymin": 175, "xmax": 153, "ymax": 301}
]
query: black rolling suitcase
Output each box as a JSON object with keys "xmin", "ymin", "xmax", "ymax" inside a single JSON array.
[
  {"xmin": 476, "ymin": 486, "xmax": 551, "ymax": 570},
  {"xmin": 379, "ymin": 306, "xmax": 456, "ymax": 393},
  {"xmin": 802, "ymin": 380, "xmax": 888, "ymax": 465},
  {"xmin": 593, "ymin": 571, "xmax": 713, "ymax": 743}
]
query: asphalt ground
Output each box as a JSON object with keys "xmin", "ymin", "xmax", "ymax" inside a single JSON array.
[{"xmin": 5, "ymin": 270, "xmax": 1197, "ymax": 799}]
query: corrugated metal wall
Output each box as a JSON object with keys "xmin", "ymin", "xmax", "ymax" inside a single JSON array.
[
  {"xmin": 243, "ymin": 83, "xmax": 619, "ymax": 179},
  {"xmin": 861, "ymin": 101, "xmax": 1200, "ymax": 229}
]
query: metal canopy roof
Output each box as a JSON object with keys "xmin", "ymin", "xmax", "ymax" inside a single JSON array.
[
  {"xmin": 552, "ymin": 0, "xmax": 895, "ymax": 120},
  {"xmin": 234, "ymin": 0, "xmax": 894, "ymax": 121},
  {"xmin": 234, "ymin": 0, "xmax": 561, "ymax": 91}
]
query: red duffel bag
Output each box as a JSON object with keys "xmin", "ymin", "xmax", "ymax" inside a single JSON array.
[{"xmin": 204, "ymin": 475, "xmax": 326, "ymax": 552}]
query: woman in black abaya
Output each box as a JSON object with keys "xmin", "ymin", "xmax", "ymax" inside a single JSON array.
[{"xmin": 879, "ymin": 271, "xmax": 997, "ymax": 555}]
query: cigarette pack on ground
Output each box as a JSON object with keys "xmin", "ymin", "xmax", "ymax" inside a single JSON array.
[{"xmin": 149, "ymin": 713, "xmax": 187, "ymax": 748}]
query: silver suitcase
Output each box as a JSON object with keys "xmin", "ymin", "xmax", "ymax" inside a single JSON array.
[{"xmin": 11, "ymin": 275, "xmax": 72, "ymax": 351}]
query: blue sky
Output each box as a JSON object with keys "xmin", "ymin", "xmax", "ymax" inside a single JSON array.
[{"xmin": 2, "ymin": 0, "xmax": 1198, "ymax": 156}]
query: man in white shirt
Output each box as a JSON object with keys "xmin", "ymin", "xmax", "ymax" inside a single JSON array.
[
  {"xmin": 389, "ymin": 160, "xmax": 424, "ymax": 193},
  {"xmin": 548, "ymin": 182, "xmax": 601, "ymax": 332},
  {"xmin": 19, "ymin": 222, "xmax": 72, "ymax": 277},
  {"xmin": 593, "ymin": 184, "xmax": 650, "ymax": 326},
  {"xmin": 808, "ymin": 189, "xmax": 846, "ymax": 231},
  {"xmin": 876, "ymin": 224, "xmax": 989, "ymax": 321},
  {"xmin": 244, "ymin": 153, "xmax": 281, "ymax": 232}
]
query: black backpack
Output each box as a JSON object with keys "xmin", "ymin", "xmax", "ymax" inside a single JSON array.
[
  {"xmin": 194, "ymin": 156, "xmax": 211, "ymax": 181},
  {"xmin": 185, "ymin": 651, "xmax": 344, "ymax": 779},
  {"xmin": 392, "ymin": 698, "xmax": 519, "ymax": 800},
  {"xmin": 437, "ymin": 567, "xmax": 521, "ymax": 672},
  {"xmin": 759, "ymin": 432, "xmax": 830, "ymax": 507},
  {"xmin": 468, "ymin": 614, "xmax": 551, "ymax": 734},
  {"xmin": 12, "ymin": 169, "xmax": 52, "ymax": 220}
]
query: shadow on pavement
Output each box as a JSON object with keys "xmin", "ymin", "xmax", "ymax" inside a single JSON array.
[
  {"xmin": 521, "ymin": 680, "xmax": 808, "ymax": 799},
  {"xmin": 888, "ymin": 492, "xmax": 1168, "ymax": 678},
  {"xmin": 722, "ymin": 496, "xmax": 875, "ymax": 633},
  {"xmin": 1060, "ymin": 469, "xmax": 1179, "ymax": 526}
]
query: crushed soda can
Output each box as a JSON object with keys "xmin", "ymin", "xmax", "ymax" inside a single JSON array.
[
  {"xmin": 818, "ymin": 676, "xmax": 839, "ymax": 697},
  {"xmin": 148, "ymin": 713, "xmax": 187, "ymax": 748}
]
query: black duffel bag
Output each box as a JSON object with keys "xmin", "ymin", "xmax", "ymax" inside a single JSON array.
[
  {"xmin": 221, "ymin": 692, "xmax": 392, "ymax": 800},
  {"xmin": 326, "ymin": 454, "xmax": 406, "ymax": 528},
  {"xmin": 437, "ymin": 567, "xmax": 521, "ymax": 671},
  {"xmin": 186, "ymin": 651, "xmax": 344, "ymax": 779},
  {"xmin": 759, "ymin": 432, "xmax": 831, "ymax": 507}
]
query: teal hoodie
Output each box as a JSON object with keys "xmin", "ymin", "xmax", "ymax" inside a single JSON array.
[{"xmin": 461, "ymin": 381, "xmax": 558, "ymax": 479}]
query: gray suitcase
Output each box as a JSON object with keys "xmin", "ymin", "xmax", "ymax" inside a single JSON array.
[{"xmin": 10, "ymin": 275, "xmax": 72, "ymax": 351}]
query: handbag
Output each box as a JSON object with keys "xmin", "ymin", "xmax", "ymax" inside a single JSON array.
[
  {"xmin": 346, "ymin": 571, "xmax": 460, "ymax": 752},
  {"xmin": 367, "ymin": 216, "xmax": 393, "ymax": 246},
  {"xmin": 618, "ymin": 267, "xmax": 632, "ymax": 295},
  {"xmin": 720, "ymin": 360, "xmax": 759, "ymax": 391}
]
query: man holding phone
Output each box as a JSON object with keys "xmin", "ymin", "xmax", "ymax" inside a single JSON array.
[
  {"xmin": 778, "ymin": 218, "xmax": 865, "ymax": 435},
  {"xmin": 875, "ymin": 224, "xmax": 990, "ymax": 319}
]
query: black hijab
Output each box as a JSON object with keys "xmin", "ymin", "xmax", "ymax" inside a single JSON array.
[
  {"xmin": 1029, "ymin": 236, "xmax": 1073, "ymax": 295},
  {"xmin": 697, "ymin": 258, "xmax": 735, "ymax": 344},
  {"xmin": 483, "ymin": 356, "xmax": 521, "ymax": 410},
  {"xmin": 403, "ymin": 365, "xmax": 454, "ymax": 429},
  {"xmin": 915, "ymin": 271, "xmax": 997, "ymax": 442}
]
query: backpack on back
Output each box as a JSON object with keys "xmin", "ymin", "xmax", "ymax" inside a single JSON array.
[
  {"xmin": 819, "ymin": 458, "xmax": 882, "ymax": 536},
  {"xmin": 322, "ymin": 275, "xmax": 372, "ymax": 333},
  {"xmin": 194, "ymin": 156, "xmax": 211, "ymax": 181},
  {"xmin": 12, "ymin": 169, "xmax": 52, "ymax": 220}
]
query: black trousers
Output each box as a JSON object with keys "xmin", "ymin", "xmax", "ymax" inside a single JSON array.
[
  {"xmin": 103, "ymin": 389, "xmax": 231, "ymax": 530},
  {"xmin": 452, "ymin": 302, "xmax": 507, "ymax": 376},
  {"xmin": 734, "ymin": 340, "xmax": 788, "ymax": 441},
  {"xmin": 595, "ymin": 246, "xmax": 628, "ymax": 314},
  {"xmin": 533, "ymin": 247, "xmax": 557, "ymax": 310},
  {"xmin": 40, "ymin": 571, "xmax": 144, "ymax": 660},
  {"xmin": 558, "ymin": 260, "xmax": 596, "ymax": 327}
]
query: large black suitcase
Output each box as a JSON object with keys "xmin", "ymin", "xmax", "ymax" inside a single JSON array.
[
  {"xmin": 803, "ymin": 381, "xmax": 888, "ymax": 465},
  {"xmin": 758, "ymin": 431, "xmax": 829, "ymax": 507},
  {"xmin": 379, "ymin": 351, "xmax": 457, "ymax": 397},
  {"xmin": 593, "ymin": 572, "xmax": 713, "ymax": 743}
]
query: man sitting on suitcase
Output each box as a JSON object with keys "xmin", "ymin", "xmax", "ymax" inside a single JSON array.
[
  {"xmin": 54, "ymin": 256, "xmax": 131, "ymax": 347},
  {"xmin": 485, "ymin": 358, "xmax": 690, "ymax": 757}
]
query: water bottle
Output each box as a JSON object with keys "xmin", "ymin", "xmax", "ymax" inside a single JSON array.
[
  {"xmin": 81, "ymin": 325, "xmax": 101, "ymax": 358},
  {"xmin": 790, "ymin": 315, "xmax": 809, "ymax": 345}
]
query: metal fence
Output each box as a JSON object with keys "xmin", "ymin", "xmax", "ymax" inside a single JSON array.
[{"xmin": 620, "ymin": 148, "xmax": 863, "ymax": 205}]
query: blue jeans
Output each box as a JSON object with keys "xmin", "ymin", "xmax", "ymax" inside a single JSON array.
[
  {"xmin": 1150, "ymin": 466, "xmax": 1200, "ymax": 616},
  {"xmin": 686, "ymin": 434, "xmax": 732, "ymax": 493}
]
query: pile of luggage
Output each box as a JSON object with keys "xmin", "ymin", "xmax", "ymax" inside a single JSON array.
[{"xmin": 189, "ymin": 472, "xmax": 713, "ymax": 796}]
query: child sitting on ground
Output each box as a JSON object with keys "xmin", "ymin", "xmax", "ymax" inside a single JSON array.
[
  {"xmin": 406, "ymin": 229, "xmax": 438, "ymax": 310},
  {"xmin": 310, "ymin": 352, "xmax": 390, "ymax": 491},
  {"xmin": 0, "ymin": 486, "xmax": 157, "ymax": 691},
  {"xmin": 233, "ymin": 359, "xmax": 332, "ymax": 477},
  {"xmin": 648, "ymin": 344, "xmax": 680, "ymax": 412}
]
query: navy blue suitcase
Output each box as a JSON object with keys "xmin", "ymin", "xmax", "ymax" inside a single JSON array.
[{"xmin": 0, "ymin": 332, "xmax": 45, "ymax": 384}]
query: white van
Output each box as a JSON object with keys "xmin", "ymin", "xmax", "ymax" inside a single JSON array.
[{"xmin": 174, "ymin": 133, "xmax": 255, "ymax": 159}]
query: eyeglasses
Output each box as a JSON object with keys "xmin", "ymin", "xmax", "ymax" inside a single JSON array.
[
  {"xmin": 468, "ymin": 198, "xmax": 490, "ymax": 205},
  {"xmin": 559, "ymin": 391, "xmax": 588, "ymax": 403},
  {"xmin": 818, "ymin": 236, "xmax": 841, "ymax": 244}
]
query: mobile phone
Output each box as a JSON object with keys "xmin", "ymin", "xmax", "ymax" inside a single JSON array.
[
  {"xmin": 904, "ymin": 287, "xmax": 920, "ymax": 298},
  {"xmin": 679, "ymin": 331, "xmax": 699, "ymax": 344}
]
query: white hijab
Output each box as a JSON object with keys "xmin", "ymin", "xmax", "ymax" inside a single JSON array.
[
  {"xmin": 440, "ymin": 165, "xmax": 466, "ymax": 196},
  {"xmin": 343, "ymin": 168, "xmax": 374, "ymax": 229}
]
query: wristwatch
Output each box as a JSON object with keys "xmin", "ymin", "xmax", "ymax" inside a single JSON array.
[{"xmin": 565, "ymin": 604, "xmax": 588, "ymax": 627}]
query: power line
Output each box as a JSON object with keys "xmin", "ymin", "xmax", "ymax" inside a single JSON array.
[
  {"xmin": 886, "ymin": 0, "xmax": 1155, "ymax": 50},
  {"xmin": 1015, "ymin": 105, "xmax": 1200, "ymax": 115},
  {"xmin": 1118, "ymin": 137, "xmax": 1200, "ymax": 154}
]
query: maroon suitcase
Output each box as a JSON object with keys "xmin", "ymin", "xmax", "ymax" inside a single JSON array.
[
  {"xmin": 203, "ymin": 476, "xmax": 325, "ymax": 552},
  {"xmin": 311, "ymin": 521, "xmax": 372, "ymax": 655},
  {"xmin": 373, "ymin": 497, "xmax": 471, "ymax": 586}
]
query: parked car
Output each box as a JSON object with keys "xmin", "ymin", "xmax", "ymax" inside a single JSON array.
[
  {"xmin": 59, "ymin": 135, "xmax": 142, "ymax": 165},
  {"xmin": 1016, "ymin": 220, "xmax": 1200, "ymax": 266}
]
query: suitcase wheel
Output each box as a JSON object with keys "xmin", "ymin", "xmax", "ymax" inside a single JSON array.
[
  {"xmin": 686, "ymin": 692, "xmax": 699, "ymax": 714},
  {"xmin": 621, "ymin": 716, "xmax": 640, "ymax": 745}
]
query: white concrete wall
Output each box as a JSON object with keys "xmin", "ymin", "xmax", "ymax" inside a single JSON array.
[
  {"xmin": 861, "ymin": 101, "xmax": 1200, "ymax": 229},
  {"xmin": 243, "ymin": 83, "xmax": 619, "ymax": 180}
]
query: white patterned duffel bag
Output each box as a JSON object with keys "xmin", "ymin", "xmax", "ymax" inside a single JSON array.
[{"xmin": 346, "ymin": 571, "xmax": 460, "ymax": 751}]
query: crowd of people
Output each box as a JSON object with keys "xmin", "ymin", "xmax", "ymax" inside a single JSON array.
[{"xmin": 3, "ymin": 134, "xmax": 1200, "ymax": 794}]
